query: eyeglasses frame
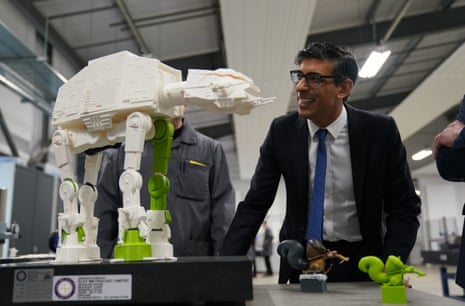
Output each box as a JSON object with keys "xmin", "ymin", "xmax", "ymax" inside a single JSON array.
[{"xmin": 289, "ymin": 70, "xmax": 341, "ymax": 88}]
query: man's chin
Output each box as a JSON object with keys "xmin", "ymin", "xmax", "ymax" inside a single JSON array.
[{"xmin": 297, "ymin": 108, "xmax": 313, "ymax": 119}]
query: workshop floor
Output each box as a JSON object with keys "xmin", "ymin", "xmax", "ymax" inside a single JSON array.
[{"xmin": 252, "ymin": 264, "xmax": 465, "ymax": 298}]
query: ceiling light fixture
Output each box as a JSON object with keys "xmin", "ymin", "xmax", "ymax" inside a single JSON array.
[
  {"xmin": 411, "ymin": 149, "xmax": 432, "ymax": 161},
  {"xmin": 358, "ymin": 45, "xmax": 391, "ymax": 78}
]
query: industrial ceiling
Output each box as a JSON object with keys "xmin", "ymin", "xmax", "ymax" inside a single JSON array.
[{"xmin": 1, "ymin": 0, "xmax": 465, "ymax": 180}]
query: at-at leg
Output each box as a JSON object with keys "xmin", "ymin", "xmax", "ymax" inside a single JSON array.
[
  {"xmin": 78, "ymin": 152, "xmax": 103, "ymax": 260},
  {"xmin": 146, "ymin": 118, "xmax": 174, "ymax": 258},
  {"xmin": 53, "ymin": 129, "xmax": 103, "ymax": 262},
  {"xmin": 53, "ymin": 129, "xmax": 81, "ymax": 262},
  {"xmin": 113, "ymin": 112, "xmax": 154, "ymax": 261}
]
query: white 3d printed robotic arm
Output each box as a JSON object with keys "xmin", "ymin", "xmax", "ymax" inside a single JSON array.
[{"xmin": 51, "ymin": 51, "xmax": 273, "ymax": 262}]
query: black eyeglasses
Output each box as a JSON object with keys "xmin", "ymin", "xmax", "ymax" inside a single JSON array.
[{"xmin": 290, "ymin": 70, "xmax": 340, "ymax": 88}]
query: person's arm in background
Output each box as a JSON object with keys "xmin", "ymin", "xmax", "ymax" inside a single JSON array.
[
  {"xmin": 208, "ymin": 140, "xmax": 235, "ymax": 255},
  {"xmin": 434, "ymin": 120, "xmax": 465, "ymax": 181},
  {"xmin": 95, "ymin": 148, "xmax": 122, "ymax": 258},
  {"xmin": 434, "ymin": 95, "xmax": 465, "ymax": 181}
]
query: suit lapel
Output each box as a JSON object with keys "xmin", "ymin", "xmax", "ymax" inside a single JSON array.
[
  {"xmin": 346, "ymin": 104, "xmax": 367, "ymax": 211},
  {"xmin": 293, "ymin": 116, "xmax": 310, "ymax": 203}
]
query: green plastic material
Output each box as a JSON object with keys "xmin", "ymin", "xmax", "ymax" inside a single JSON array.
[
  {"xmin": 114, "ymin": 118, "xmax": 174, "ymax": 261},
  {"xmin": 76, "ymin": 226, "xmax": 85, "ymax": 242},
  {"xmin": 148, "ymin": 118, "xmax": 173, "ymax": 217},
  {"xmin": 152, "ymin": 118, "xmax": 174, "ymax": 176},
  {"xmin": 64, "ymin": 177, "xmax": 78, "ymax": 191},
  {"xmin": 113, "ymin": 229, "xmax": 152, "ymax": 261},
  {"xmin": 358, "ymin": 255, "xmax": 426, "ymax": 304},
  {"xmin": 381, "ymin": 285, "xmax": 407, "ymax": 304},
  {"xmin": 60, "ymin": 226, "xmax": 84, "ymax": 243},
  {"xmin": 61, "ymin": 230, "xmax": 69, "ymax": 243}
]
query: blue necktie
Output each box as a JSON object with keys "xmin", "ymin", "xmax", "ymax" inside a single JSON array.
[{"xmin": 307, "ymin": 129, "xmax": 327, "ymax": 241}]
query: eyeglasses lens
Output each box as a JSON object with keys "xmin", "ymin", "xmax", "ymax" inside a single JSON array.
[
  {"xmin": 306, "ymin": 75, "xmax": 322, "ymax": 87},
  {"xmin": 291, "ymin": 71, "xmax": 301, "ymax": 83},
  {"xmin": 291, "ymin": 71, "xmax": 322, "ymax": 88}
]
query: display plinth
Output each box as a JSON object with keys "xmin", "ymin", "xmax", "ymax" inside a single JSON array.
[
  {"xmin": 299, "ymin": 273, "xmax": 327, "ymax": 292},
  {"xmin": 0, "ymin": 256, "xmax": 252, "ymax": 306}
]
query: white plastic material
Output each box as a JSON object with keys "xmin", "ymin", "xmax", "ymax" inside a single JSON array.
[
  {"xmin": 51, "ymin": 50, "xmax": 274, "ymax": 262},
  {"xmin": 146, "ymin": 210, "xmax": 173, "ymax": 258}
]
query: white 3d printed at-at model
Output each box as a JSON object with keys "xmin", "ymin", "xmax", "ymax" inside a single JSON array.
[{"xmin": 51, "ymin": 50, "xmax": 274, "ymax": 263}]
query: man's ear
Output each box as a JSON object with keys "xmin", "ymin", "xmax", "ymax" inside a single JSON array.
[{"xmin": 337, "ymin": 79, "xmax": 353, "ymax": 100}]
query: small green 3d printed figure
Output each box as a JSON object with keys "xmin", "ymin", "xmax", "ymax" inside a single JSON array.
[{"xmin": 358, "ymin": 255, "xmax": 426, "ymax": 304}]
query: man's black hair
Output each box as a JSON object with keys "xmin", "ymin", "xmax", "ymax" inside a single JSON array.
[{"xmin": 296, "ymin": 41, "xmax": 359, "ymax": 86}]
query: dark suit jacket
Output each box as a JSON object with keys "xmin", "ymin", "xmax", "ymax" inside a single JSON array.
[
  {"xmin": 220, "ymin": 103, "xmax": 421, "ymax": 283},
  {"xmin": 436, "ymin": 127, "xmax": 465, "ymax": 289}
]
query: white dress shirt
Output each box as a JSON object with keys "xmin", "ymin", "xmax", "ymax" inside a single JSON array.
[{"xmin": 308, "ymin": 107, "xmax": 363, "ymax": 242}]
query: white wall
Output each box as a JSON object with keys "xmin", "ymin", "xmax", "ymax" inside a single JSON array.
[{"xmin": 416, "ymin": 174, "xmax": 465, "ymax": 248}]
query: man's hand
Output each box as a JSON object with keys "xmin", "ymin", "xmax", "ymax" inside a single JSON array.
[{"xmin": 433, "ymin": 120, "xmax": 465, "ymax": 159}]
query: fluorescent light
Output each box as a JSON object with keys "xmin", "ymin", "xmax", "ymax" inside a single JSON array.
[
  {"xmin": 411, "ymin": 149, "xmax": 432, "ymax": 161},
  {"xmin": 358, "ymin": 47, "xmax": 391, "ymax": 78}
]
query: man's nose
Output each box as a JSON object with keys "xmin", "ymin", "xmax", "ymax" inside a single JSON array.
[{"xmin": 295, "ymin": 78, "xmax": 309, "ymax": 91}]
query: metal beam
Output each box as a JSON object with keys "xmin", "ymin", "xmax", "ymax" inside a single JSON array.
[
  {"xmin": 47, "ymin": 5, "xmax": 116, "ymax": 20},
  {"xmin": 368, "ymin": 38, "xmax": 423, "ymax": 98},
  {"xmin": 365, "ymin": 0, "xmax": 382, "ymax": 24},
  {"xmin": 110, "ymin": 4, "xmax": 216, "ymax": 27},
  {"xmin": 306, "ymin": 6, "xmax": 465, "ymax": 47},
  {"xmin": 382, "ymin": 0, "xmax": 415, "ymax": 42},
  {"xmin": 0, "ymin": 107, "xmax": 19, "ymax": 157},
  {"xmin": 8, "ymin": 0, "xmax": 85, "ymax": 70},
  {"xmin": 114, "ymin": 0, "xmax": 151, "ymax": 56},
  {"xmin": 0, "ymin": 64, "xmax": 53, "ymax": 115}
]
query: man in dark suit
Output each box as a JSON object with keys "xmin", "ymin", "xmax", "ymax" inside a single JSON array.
[
  {"xmin": 433, "ymin": 94, "xmax": 465, "ymax": 290},
  {"xmin": 220, "ymin": 42, "xmax": 421, "ymax": 283}
]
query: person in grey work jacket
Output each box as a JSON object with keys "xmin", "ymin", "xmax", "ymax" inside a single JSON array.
[{"xmin": 95, "ymin": 116, "xmax": 235, "ymax": 258}]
